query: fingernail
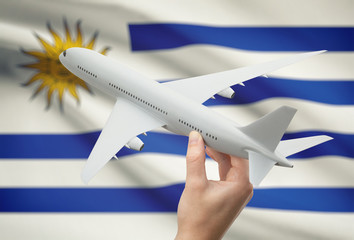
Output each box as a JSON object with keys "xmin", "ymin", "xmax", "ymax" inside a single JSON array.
[{"xmin": 189, "ymin": 131, "xmax": 200, "ymax": 145}]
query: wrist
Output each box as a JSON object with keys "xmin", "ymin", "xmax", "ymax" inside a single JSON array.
[{"xmin": 175, "ymin": 226, "xmax": 224, "ymax": 240}]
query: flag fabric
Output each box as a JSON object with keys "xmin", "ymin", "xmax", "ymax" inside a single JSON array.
[{"xmin": 0, "ymin": 0, "xmax": 353, "ymax": 239}]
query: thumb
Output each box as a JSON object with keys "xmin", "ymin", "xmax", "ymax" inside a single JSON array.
[{"xmin": 186, "ymin": 131, "xmax": 207, "ymax": 185}]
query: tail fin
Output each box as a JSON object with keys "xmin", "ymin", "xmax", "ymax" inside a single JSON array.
[
  {"xmin": 276, "ymin": 135, "xmax": 333, "ymax": 157},
  {"xmin": 247, "ymin": 135, "xmax": 332, "ymax": 186},
  {"xmin": 242, "ymin": 107, "xmax": 333, "ymax": 186},
  {"xmin": 241, "ymin": 106, "xmax": 297, "ymax": 152},
  {"xmin": 248, "ymin": 150, "xmax": 276, "ymax": 186}
]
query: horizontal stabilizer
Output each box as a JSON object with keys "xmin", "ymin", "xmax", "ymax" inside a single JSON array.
[
  {"xmin": 277, "ymin": 135, "xmax": 333, "ymax": 157},
  {"xmin": 241, "ymin": 106, "xmax": 297, "ymax": 152},
  {"xmin": 248, "ymin": 150, "xmax": 275, "ymax": 186}
]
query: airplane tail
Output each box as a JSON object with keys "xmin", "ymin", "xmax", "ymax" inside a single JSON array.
[
  {"xmin": 241, "ymin": 106, "xmax": 332, "ymax": 185},
  {"xmin": 241, "ymin": 106, "xmax": 297, "ymax": 152},
  {"xmin": 276, "ymin": 135, "xmax": 333, "ymax": 158}
]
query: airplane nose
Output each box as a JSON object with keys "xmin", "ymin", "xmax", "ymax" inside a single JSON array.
[{"xmin": 63, "ymin": 50, "xmax": 66, "ymax": 57}]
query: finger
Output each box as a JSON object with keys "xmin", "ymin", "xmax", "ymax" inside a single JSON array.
[
  {"xmin": 206, "ymin": 147, "xmax": 231, "ymax": 181},
  {"xmin": 186, "ymin": 131, "xmax": 207, "ymax": 185},
  {"xmin": 227, "ymin": 156, "xmax": 250, "ymax": 183}
]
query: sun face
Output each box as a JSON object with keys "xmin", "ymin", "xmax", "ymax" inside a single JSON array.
[{"xmin": 21, "ymin": 19, "xmax": 110, "ymax": 110}]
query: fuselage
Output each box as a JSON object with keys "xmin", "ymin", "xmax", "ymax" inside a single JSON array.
[{"xmin": 59, "ymin": 48, "xmax": 291, "ymax": 166}]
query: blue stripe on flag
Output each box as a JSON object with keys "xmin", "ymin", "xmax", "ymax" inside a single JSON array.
[
  {"xmin": 0, "ymin": 131, "xmax": 351, "ymax": 159},
  {"xmin": 201, "ymin": 77, "xmax": 354, "ymax": 106},
  {"xmin": 0, "ymin": 187, "xmax": 353, "ymax": 212},
  {"xmin": 248, "ymin": 188, "xmax": 354, "ymax": 212},
  {"xmin": 129, "ymin": 24, "xmax": 354, "ymax": 51}
]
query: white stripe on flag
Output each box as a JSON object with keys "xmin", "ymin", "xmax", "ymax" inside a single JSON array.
[
  {"xmin": 211, "ymin": 99, "xmax": 354, "ymax": 134},
  {"xmin": 0, "ymin": 155, "xmax": 353, "ymax": 187},
  {"xmin": 1, "ymin": 22, "xmax": 353, "ymax": 81},
  {"xmin": 0, "ymin": 210, "xmax": 353, "ymax": 240},
  {"xmin": 1, "ymin": 0, "xmax": 353, "ymax": 27},
  {"xmin": 1, "ymin": 74, "xmax": 353, "ymax": 133},
  {"xmin": 125, "ymin": 48, "xmax": 354, "ymax": 80}
]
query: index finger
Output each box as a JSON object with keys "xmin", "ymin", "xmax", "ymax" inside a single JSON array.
[
  {"xmin": 185, "ymin": 131, "xmax": 207, "ymax": 186},
  {"xmin": 227, "ymin": 155, "xmax": 250, "ymax": 183}
]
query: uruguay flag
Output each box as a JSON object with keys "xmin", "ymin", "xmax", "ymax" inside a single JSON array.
[{"xmin": 0, "ymin": 0, "xmax": 353, "ymax": 239}]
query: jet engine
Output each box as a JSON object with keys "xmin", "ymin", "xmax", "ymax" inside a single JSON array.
[
  {"xmin": 217, "ymin": 87, "xmax": 235, "ymax": 99},
  {"xmin": 125, "ymin": 137, "xmax": 144, "ymax": 151}
]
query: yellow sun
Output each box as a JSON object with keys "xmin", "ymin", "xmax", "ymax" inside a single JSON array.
[{"xmin": 21, "ymin": 19, "xmax": 110, "ymax": 110}]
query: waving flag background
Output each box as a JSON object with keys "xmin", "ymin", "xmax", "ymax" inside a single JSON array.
[{"xmin": 0, "ymin": 0, "xmax": 353, "ymax": 239}]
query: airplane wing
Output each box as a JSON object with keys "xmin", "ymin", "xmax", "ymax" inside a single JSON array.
[
  {"xmin": 163, "ymin": 51, "xmax": 325, "ymax": 103},
  {"xmin": 81, "ymin": 98, "xmax": 166, "ymax": 183}
]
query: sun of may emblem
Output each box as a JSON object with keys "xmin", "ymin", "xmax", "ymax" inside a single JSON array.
[{"xmin": 21, "ymin": 19, "xmax": 110, "ymax": 110}]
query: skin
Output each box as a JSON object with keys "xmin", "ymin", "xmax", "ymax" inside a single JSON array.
[{"xmin": 175, "ymin": 131, "xmax": 254, "ymax": 240}]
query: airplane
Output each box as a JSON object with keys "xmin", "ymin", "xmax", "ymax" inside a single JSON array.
[{"xmin": 59, "ymin": 48, "xmax": 332, "ymax": 186}]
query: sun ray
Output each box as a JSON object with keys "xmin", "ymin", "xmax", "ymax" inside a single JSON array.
[
  {"xmin": 75, "ymin": 78, "xmax": 93, "ymax": 93},
  {"xmin": 63, "ymin": 18, "xmax": 74, "ymax": 47},
  {"xmin": 57, "ymin": 81, "xmax": 66, "ymax": 104},
  {"xmin": 100, "ymin": 46, "xmax": 111, "ymax": 55},
  {"xmin": 20, "ymin": 62, "xmax": 48, "ymax": 72},
  {"xmin": 20, "ymin": 19, "xmax": 110, "ymax": 110},
  {"xmin": 68, "ymin": 83, "xmax": 80, "ymax": 102},
  {"xmin": 75, "ymin": 20, "xmax": 83, "ymax": 46},
  {"xmin": 20, "ymin": 48, "xmax": 47, "ymax": 60},
  {"xmin": 46, "ymin": 85, "xmax": 55, "ymax": 108},
  {"xmin": 23, "ymin": 72, "xmax": 45, "ymax": 86},
  {"xmin": 34, "ymin": 33, "xmax": 57, "ymax": 57},
  {"xmin": 31, "ymin": 82, "xmax": 47, "ymax": 99},
  {"xmin": 85, "ymin": 31, "xmax": 98, "ymax": 49},
  {"xmin": 47, "ymin": 22, "xmax": 63, "ymax": 51}
]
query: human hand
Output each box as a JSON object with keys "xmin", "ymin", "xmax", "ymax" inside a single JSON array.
[{"xmin": 175, "ymin": 131, "xmax": 253, "ymax": 240}]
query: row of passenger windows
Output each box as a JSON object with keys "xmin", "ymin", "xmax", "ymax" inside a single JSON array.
[
  {"xmin": 178, "ymin": 119, "xmax": 218, "ymax": 140},
  {"xmin": 178, "ymin": 119, "xmax": 202, "ymax": 133},
  {"xmin": 108, "ymin": 82, "xmax": 168, "ymax": 115},
  {"xmin": 206, "ymin": 133, "xmax": 217, "ymax": 140},
  {"xmin": 77, "ymin": 65, "xmax": 97, "ymax": 78}
]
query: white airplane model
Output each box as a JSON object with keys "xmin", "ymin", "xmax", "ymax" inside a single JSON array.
[{"xmin": 59, "ymin": 48, "xmax": 332, "ymax": 185}]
